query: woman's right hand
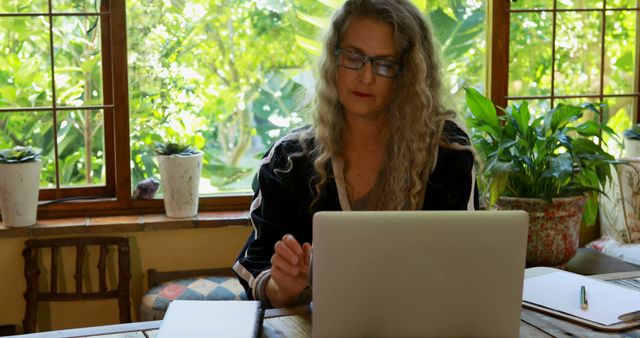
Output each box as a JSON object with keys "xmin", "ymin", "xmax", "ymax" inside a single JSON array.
[{"xmin": 265, "ymin": 234, "xmax": 312, "ymax": 307}]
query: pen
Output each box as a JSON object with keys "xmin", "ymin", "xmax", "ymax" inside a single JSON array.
[{"xmin": 580, "ymin": 285, "xmax": 588, "ymax": 310}]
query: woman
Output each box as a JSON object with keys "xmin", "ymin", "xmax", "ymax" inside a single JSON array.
[{"xmin": 233, "ymin": 0, "xmax": 477, "ymax": 308}]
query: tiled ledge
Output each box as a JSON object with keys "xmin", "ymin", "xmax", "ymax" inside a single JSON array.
[{"xmin": 0, "ymin": 211, "xmax": 251, "ymax": 238}]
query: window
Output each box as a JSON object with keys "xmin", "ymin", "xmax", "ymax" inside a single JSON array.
[
  {"xmin": 0, "ymin": 0, "xmax": 117, "ymax": 204},
  {"xmin": 0, "ymin": 0, "xmax": 485, "ymax": 218},
  {"xmin": 490, "ymin": 0, "xmax": 639, "ymax": 151}
]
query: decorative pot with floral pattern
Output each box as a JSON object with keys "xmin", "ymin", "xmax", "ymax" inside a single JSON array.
[{"xmin": 496, "ymin": 195, "xmax": 586, "ymax": 267}]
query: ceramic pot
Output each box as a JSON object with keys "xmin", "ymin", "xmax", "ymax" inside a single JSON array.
[
  {"xmin": 0, "ymin": 160, "xmax": 42, "ymax": 227},
  {"xmin": 496, "ymin": 195, "xmax": 586, "ymax": 267},
  {"xmin": 157, "ymin": 152, "xmax": 203, "ymax": 218},
  {"xmin": 624, "ymin": 138, "xmax": 640, "ymax": 158}
]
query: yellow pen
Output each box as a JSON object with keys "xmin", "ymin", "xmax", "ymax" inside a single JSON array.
[{"xmin": 580, "ymin": 285, "xmax": 588, "ymax": 310}]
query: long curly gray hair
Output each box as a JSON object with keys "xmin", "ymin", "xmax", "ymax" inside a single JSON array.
[{"xmin": 298, "ymin": 0, "xmax": 468, "ymax": 210}]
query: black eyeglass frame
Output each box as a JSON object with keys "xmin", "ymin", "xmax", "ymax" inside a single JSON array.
[{"xmin": 335, "ymin": 48, "xmax": 404, "ymax": 79}]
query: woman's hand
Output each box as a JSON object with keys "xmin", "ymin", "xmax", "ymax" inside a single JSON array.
[{"xmin": 265, "ymin": 234, "xmax": 312, "ymax": 307}]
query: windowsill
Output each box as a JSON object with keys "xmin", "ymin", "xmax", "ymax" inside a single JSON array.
[{"xmin": 0, "ymin": 211, "xmax": 251, "ymax": 238}]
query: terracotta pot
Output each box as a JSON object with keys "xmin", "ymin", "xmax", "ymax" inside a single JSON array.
[
  {"xmin": 157, "ymin": 152, "xmax": 203, "ymax": 218},
  {"xmin": 496, "ymin": 195, "xmax": 586, "ymax": 267},
  {"xmin": 0, "ymin": 160, "xmax": 42, "ymax": 227}
]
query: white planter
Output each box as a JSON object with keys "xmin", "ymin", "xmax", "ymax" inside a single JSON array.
[
  {"xmin": 158, "ymin": 152, "xmax": 203, "ymax": 218},
  {"xmin": 624, "ymin": 138, "xmax": 640, "ymax": 158},
  {"xmin": 0, "ymin": 160, "xmax": 41, "ymax": 227}
]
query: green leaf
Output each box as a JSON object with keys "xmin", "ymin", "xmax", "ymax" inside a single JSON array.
[
  {"xmin": 546, "ymin": 104, "xmax": 583, "ymax": 133},
  {"xmin": 315, "ymin": 0, "xmax": 342, "ymax": 9},
  {"xmin": 582, "ymin": 192, "xmax": 598, "ymax": 226},
  {"xmin": 296, "ymin": 12, "xmax": 330, "ymax": 29},
  {"xmin": 430, "ymin": 6, "xmax": 484, "ymax": 60},
  {"xmin": 487, "ymin": 160, "xmax": 511, "ymax": 205},
  {"xmin": 513, "ymin": 101, "xmax": 530, "ymax": 137},
  {"xmin": 295, "ymin": 34, "xmax": 322, "ymax": 56},
  {"xmin": 465, "ymin": 87, "xmax": 500, "ymax": 131},
  {"xmin": 548, "ymin": 153, "xmax": 573, "ymax": 182}
]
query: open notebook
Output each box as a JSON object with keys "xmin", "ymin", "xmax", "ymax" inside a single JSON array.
[
  {"xmin": 524, "ymin": 267, "xmax": 640, "ymax": 331},
  {"xmin": 157, "ymin": 300, "xmax": 263, "ymax": 338}
]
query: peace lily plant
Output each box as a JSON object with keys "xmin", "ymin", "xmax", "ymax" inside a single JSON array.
[{"xmin": 465, "ymin": 88, "xmax": 622, "ymax": 266}]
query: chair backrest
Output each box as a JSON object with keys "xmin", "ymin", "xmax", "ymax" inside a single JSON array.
[{"xmin": 22, "ymin": 236, "xmax": 131, "ymax": 333}]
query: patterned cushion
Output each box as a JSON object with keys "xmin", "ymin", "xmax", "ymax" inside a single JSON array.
[{"xmin": 140, "ymin": 276, "xmax": 247, "ymax": 320}]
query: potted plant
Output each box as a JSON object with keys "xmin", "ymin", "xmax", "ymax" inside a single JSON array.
[
  {"xmin": 155, "ymin": 142, "xmax": 203, "ymax": 218},
  {"xmin": 0, "ymin": 146, "xmax": 42, "ymax": 227},
  {"xmin": 623, "ymin": 124, "xmax": 640, "ymax": 158},
  {"xmin": 465, "ymin": 88, "xmax": 620, "ymax": 267}
]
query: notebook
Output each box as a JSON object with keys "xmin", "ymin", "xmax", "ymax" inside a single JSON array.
[
  {"xmin": 523, "ymin": 267, "xmax": 640, "ymax": 331},
  {"xmin": 311, "ymin": 210, "xmax": 529, "ymax": 338},
  {"xmin": 157, "ymin": 300, "xmax": 263, "ymax": 338}
]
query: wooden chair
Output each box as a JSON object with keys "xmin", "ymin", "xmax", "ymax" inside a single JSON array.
[
  {"xmin": 140, "ymin": 267, "xmax": 246, "ymax": 320},
  {"xmin": 22, "ymin": 236, "xmax": 131, "ymax": 333}
]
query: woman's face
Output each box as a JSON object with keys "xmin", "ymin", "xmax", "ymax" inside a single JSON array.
[{"xmin": 336, "ymin": 17, "xmax": 399, "ymax": 121}]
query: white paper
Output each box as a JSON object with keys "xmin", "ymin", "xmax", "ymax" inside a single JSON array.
[
  {"xmin": 523, "ymin": 271, "xmax": 640, "ymax": 326},
  {"xmin": 158, "ymin": 300, "xmax": 260, "ymax": 338}
]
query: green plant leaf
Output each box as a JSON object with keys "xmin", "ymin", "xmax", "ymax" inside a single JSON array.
[
  {"xmin": 465, "ymin": 87, "xmax": 500, "ymax": 131},
  {"xmin": 295, "ymin": 34, "xmax": 322, "ymax": 56},
  {"xmin": 582, "ymin": 192, "xmax": 598, "ymax": 226},
  {"xmin": 545, "ymin": 104, "xmax": 583, "ymax": 133}
]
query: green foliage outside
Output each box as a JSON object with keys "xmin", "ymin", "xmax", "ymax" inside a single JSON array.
[
  {"xmin": 125, "ymin": 0, "xmax": 486, "ymax": 194},
  {"xmin": 1, "ymin": 0, "xmax": 636, "ymax": 196},
  {"xmin": 0, "ymin": 0, "xmax": 487, "ymax": 193}
]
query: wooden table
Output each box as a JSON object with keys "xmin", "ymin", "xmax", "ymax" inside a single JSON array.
[
  {"xmin": 11, "ymin": 251, "xmax": 640, "ymax": 338},
  {"xmin": 11, "ymin": 271, "xmax": 640, "ymax": 338}
]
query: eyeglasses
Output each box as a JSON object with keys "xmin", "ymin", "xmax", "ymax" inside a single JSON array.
[{"xmin": 335, "ymin": 48, "xmax": 403, "ymax": 79}]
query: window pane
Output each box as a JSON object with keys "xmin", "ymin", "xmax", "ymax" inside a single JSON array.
[
  {"xmin": 604, "ymin": 10, "xmax": 637, "ymax": 95},
  {"xmin": 0, "ymin": 111, "xmax": 55, "ymax": 187},
  {"xmin": 557, "ymin": 0, "xmax": 604, "ymax": 9},
  {"xmin": 604, "ymin": 96, "xmax": 636, "ymax": 156},
  {"xmin": 511, "ymin": 0, "xmax": 553, "ymax": 10},
  {"xmin": 127, "ymin": 0, "xmax": 486, "ymax": 195},
  {"xmin": 127, "ymin": 0, "xmax": 320, "ymax": 194},
  {"xmin": 509, "ymin": 12, "xmax": 553, "ymax": 97},
  {"xmin": 57, "ymin": 109, "xmax": 105, "ymax": 186},
  {"xmin": 0, "ymin": 17, "xmax": 52, "ymax": 108},
  {"xmin": 554, "ymin": 11, "xmax": 602, "ymax": 96},
  {"xmin": 53, "ymin": 16, "xmax": 103, "ymax": 107},
  {"xmin": 607, "ymin": 0, "xmax": 638, "ymax": 8},
  {"xmin": 0, "ymin": 0, "xmax": 48, "ymax": 13},
  {"xmin": 427, "ymin": 0, "xmax": 486, "ymax": 114},
  {"xmin": 52, "ymin": 0, "xmax": 99, "ymax": 13}
]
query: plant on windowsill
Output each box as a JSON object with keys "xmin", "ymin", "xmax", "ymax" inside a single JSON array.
[
  {"xmin": 154, "ymin": 142, "xmax": 203, "ymax": 218},
  {"xmin": 623, "ymin": 124, "xmax": 640, "ymax": 158},
  {"xmin": 0, "ymin": 146, "xmax": 42, "ymax": 227},
  {"xmin": 465, "ymin": 87, "xmax": 622, "ymax": 267}
]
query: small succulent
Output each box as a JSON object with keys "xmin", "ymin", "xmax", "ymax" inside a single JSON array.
[
  {"xmin": 623, "ymin": 124, "xmax": 640, "ymax": 141},
  {"xmin": 0, "ymin": 146, "xmax": 41, "ymax": 163},
  {"xmin": 153, "ymin": 142, "xmax": 199, "ymax": 156}
]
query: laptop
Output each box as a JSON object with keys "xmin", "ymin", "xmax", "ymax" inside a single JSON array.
[{"xmin": 311, "ymin": 210, "xmax": 529, "ymax": 338}]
